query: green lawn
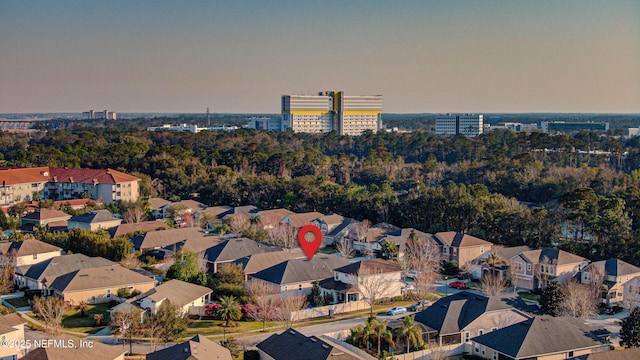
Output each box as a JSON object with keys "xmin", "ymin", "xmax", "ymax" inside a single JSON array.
[
  {"xmin": 517, "ymin": 292, "xmax": 540, "ymax": 302},
  {"xmin": 317, "ymin": 246, "xmax": 337, "ymax": 254},
  {"xmin": 5, "ymin": 297, "xmax": 30, "ymax": 308},
  {"xmin": 62, "ymin": 303, "xmax": 110, "ymax": 332},
  {"xmin": 185, "ymin": 319, "xmax": 280, "ymax": 337}
]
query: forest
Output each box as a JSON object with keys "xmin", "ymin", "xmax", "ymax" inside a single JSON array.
[{"xmin": 3, "ymin": 119, "xmax": 640, "ymax": 264}]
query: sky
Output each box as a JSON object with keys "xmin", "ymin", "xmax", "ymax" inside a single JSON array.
[{"xmin": 0, "ymin": 1, "xmax": 639, "ymax": 114}]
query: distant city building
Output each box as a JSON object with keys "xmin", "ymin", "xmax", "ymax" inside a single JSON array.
[
  {"xmin": 247, "ymin": 117, "xmax": 283, "ymax": 131},
  {"xmin": 281, "ymin": 91, "xmax": 383, "ymax": 136},
  {"xmin": 435, "ymin": 114, "xmax": 484, "ymax": 137},
  {"xmin": 540, "ymin": 121, "xmax": 609, "ymax": 133},
  {"xmin": 146, "ymin": 124, "xmax": 238, "ymax": 133},
  {"xmin": 629, "ymin": 128, "xmax": 640, "ymax": 138},
  {"xmin": 82, "ymin": 110, "xmax": 116, "ymax": 120},
  {"xmin": 489, "ymin": 122, "xmax": 539, "ymax": 132}
]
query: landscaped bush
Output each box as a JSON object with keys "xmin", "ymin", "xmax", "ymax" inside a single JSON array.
[{"xmin": 205, "ymin": 303, "xmax": 223, "ymax": 318}]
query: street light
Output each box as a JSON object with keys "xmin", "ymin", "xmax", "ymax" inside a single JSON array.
[{"xmin": 445, "ymin": 276, "xmax": 448, "ymax": 297}]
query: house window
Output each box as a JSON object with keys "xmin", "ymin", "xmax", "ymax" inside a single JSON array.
[
  {"xmin": 481, "ymin": 346, "xmax": 486, "ymax": 355},
  {"xmin": 464, "ymin": 332, "xmax": 470, "ymax": 342},
  {"xmin": 443, "ymin": 247, "xmax": 448, "ymax": 255},
  {"xmin": 493, "ymin": 350, "xmax": 498, "ymax": 360},
  {"xmin": 335, "ymin": 273, "xmax": 339, "ymax": 281},
  {"xmin": 106, "ymin": 289, "xmax": 111, "ymax": 298},
  {"xmin": 475, "ymin": 344, "xmax": 480, "ymax": 353},
  {"xmin": 568, "ymin": 351, "xmax": 574, "ymax": 357},
  {"xmin": 33, "ymin": 254, "xmax": 38, "ymax": 260},
  {"xmin": 478, "ymin": 329, "xmax": 484, "ymax": 336},
  {"xmin": 480, "ymin": 246, "xmax": 484, "ymax": 253},
  {"xmin": 491, "ymin": 327, "xmax": 497, "ymax": 332},
  {"xmin": 527, "ymin": 264, "xmax": 531, "ymax": 271},
  {"xmin": 298, "ymin": 284, "xmax": 303, "ymax": 291}
]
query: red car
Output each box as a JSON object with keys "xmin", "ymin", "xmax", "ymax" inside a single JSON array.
[{"xmin": 449, "ymin": 281, "xmax": 468, "ymax": 289}]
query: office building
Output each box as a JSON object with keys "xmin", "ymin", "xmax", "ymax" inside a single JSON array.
[
  {"xmin": 540, "ymin": 121, "xmax": 609, "ymax": 133},
  {"xmin": 435, "ymin": 114, "xmax": 484, "ymax": 137},
  {"xmin": 281, "ymin": 91, "xmax": 383, "ymax": 136},
  {"xmin": 82, "ymin": 110, "xmax": 116, "ymax": 120}
]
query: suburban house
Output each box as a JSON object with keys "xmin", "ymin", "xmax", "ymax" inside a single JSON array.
[
  {"xmin": 623, "ymin": 277, "xmax": 640, "ymax": 308},
  {"xmin": 0, "ymin": 313, "xmax": 26, "ymax": 360},
  {"xmin": 48, "ymin": 265, "xmax": 156, "ymax": 305},
  {"xmin": 413, "ymin": 291, "xmax": 531, "ymax": 347},
  {"xmin": 107, "ymin": 220, "xmax": 169, "ymax": 239},
  {"xmin": 470, "ymin": 316, "xmax": 611, "ymax": 360},
  {"xmin": 433, "ymin": 231, "xmax": 493, "ymax": 267},
  {"xmin": 0, "ymin": 239, "xmax": 62, "ymax": 267},
  {"xmin": 378, "ymin": 228, "xmax": 432, "ymax": 259},
  {"xmin": 320, "ymin": 259, "xmax": 403, "ymax": 304},
  {"xmin": 16, "ymin": 253, "xmax": 115, "ymax": 291},
  {"xmin": 161, "ymin": 199, "xmax": 208, "ymax": 226},
  {"xmin": 250, "ymin": 255, "xmax": 349, "ymax": 296},
  {"xmin": 21, "ymin": 334, "xmax": 127, "ymax": 360},
  {"xmin": 352, "ymin": 222, "xmax": 402, "ymax": 254},
  {"xmin": 279, "ymin": 212, "xmax": 325, "ymax": 229},
  {"xmin": 510, "ymin": 248, "xmax": 589, "ymax": 290},
  {"xmin": 233, "ymin": 251, "xmax": 305, "ymax": 280},
  {"xmin": 146, "ymin": 335, "xmax": 232, "ymax": 360},
  {"xmin": 257, "ymin": 208, "xmax": 295, "ymax": 229},
  {"xmin": 19, "ymin": 209, "xmax": 71, "ymax": 232},
  {"xmin": 147, "ymin": 197, "xmax": 171, "ymax": 219},
  {"xmin": 204, "ymin": 238, "xmax": 280, "ymax": 273},
  {"xmin": 112, "ymin": 279, "xmax": 212, "ymax": 316},
  {"xmin": 257, "ymin": 328, "xmax": 362, "ymax": 360},
  {"xmin": 469, "ymin": 246, "xmax": 532, "ymax": 281},
  {"xmin": 221, "ymin": 205, "xmax": 261, "ymax": 222},
  {"xmin": 130, "ymin": 227, "xmax": 209, "ymax": 252},
  {"xmin": 580, "ymin": 258, "xmax": 640, "ymax": 306},
  {"xmin": 570, "ymin": 348, "xmax": 640, "ymax": 359},
  {"xmin": 67, "ymin": 209, "xmax": 121, "ymax": 231},
  {"xmin": 319, "ymin": 217, "xmax": 355, "ymax": 246}
]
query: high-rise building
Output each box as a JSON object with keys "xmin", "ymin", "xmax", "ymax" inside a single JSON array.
[
  {"xmin": 435, "ymin": 114, "xmax": 484, "ymax": 137},
  {"xmin": 281, "ymin": 91, "xmax": 383, "ymax": 136}
]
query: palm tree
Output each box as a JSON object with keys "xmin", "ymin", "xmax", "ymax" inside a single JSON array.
[
  {"xmin": 217, "ymin": 295, "xmax": 242, "ymax": 327},
  {"xmin": 93, "ymin": 313, "xmax": 104, "ymax": 326},
  {"xmin": 380, "ymin": 239, "xmax": 399, "ymax": 260},
  {"xmin": 76, "ymin": 300, "xmax": 89, "ymax": 317},
  {"xmin": 370, "ymin": 318, "xmax": 395, "ymax": 356},
  {"xmin": 486, "ymin": 252, "xmax": 505, "ymax": 277},
  {"xmin": 396, "ymin": 315, "xmax": 424, "ymax": 354}
]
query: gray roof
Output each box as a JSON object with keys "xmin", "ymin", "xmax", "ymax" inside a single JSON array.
[
  {"xmin": 133, "ymin": 279, "xmax": 212, "ymax": 308},
  {"xmin": 252, "ymin": 255, "xmax": 349, "ymax": 285},
  {"xmin": 570, "ymin": 348, "xmax": 640, "ymax": 360},
  {"xmin": 476, "ymin": 246, "xmax": 532, "ymax": 263},
  {"xmin": 471, "ymin": 316, "xmax": 609, "ymax": 359},
  {"xmin": 146, "ymin": 335, "xmax": 232, "ymax": 360},
  {"xmin": 24, "ymin": 253, "xmax": 115, "ymax": 284},
  {"xmin": 68, "ymin": 209, "xmax": 119, "ymax": 224},
  {"xmin": 257, "ymin": 328, "xmax": 360, "ymax": 360},
  {"xmin": 131, "ymin": 227, "xmax": 209, "ymax": 250},
  {"xmin": 204, "ymin": 238, "xmax": 279, "ymax": 264},
  {"xmin": 334, "ymin": 259, "xmax": 402, "ymax": 276},
  {"xmin": 519, "ymin": 248, "xmax": 588, "ymax": 265},
  {"xmin": 233, "ymin": 251, "xmax": 305, "ymax": 275},
  {"xmin": 413, "ymin": 291, "xmax": 530, "ymax": 335},
  {"xmin": 585, "ymin": 258, "xmax": 640, "ymax": 277},
  {"xmin": 49, "ymin": 265, "xmax": 155, "ymax": 293}
]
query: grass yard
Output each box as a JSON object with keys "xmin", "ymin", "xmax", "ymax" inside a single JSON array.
[
  {"xmin": 517, "ymin": 292, "xmax": 540, "ymax": 302},
  {"xmin": 185, "ymin": 319, "xmax": 280, "ymax": 337},
  {"xmin": 62, "ymin": 303, "xmax": 110, "ymax": 333},
  {"xmin": 5, "ymin": 297, "xmax": 30, "ymax": 309},
  {"xmin": 317, "ymin": 246, "xmax": 337, "ymax": 254}
]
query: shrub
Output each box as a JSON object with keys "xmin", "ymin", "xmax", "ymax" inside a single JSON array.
[{"xmin": 204, "ymin": 303, "xmax": 223, "ymax": 318}]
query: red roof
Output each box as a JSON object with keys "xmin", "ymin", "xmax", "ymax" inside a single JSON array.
[
  {"xmin": 0, "ymin": 167, "xmax": 139, "ymax": 186},
  {"xmin": 0, "ymin": 167, "xmax": 51, "ymax": 186}
]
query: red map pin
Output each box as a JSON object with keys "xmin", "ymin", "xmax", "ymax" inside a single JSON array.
[{"xmin": 298, "ymin": 225, "xmax": 322, "ymax": 259}]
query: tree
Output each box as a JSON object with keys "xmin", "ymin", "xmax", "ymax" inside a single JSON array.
[
  {"xmin": 266, "ymin": 224, "xmax": 298, "ymax": 249},
  {"xmin": 93, "ymin": 313, "xmax": 104, "ymax": 326},
  {"xmin": 621, "ymin": 307, "xmax": 640, "ymax": 348},
  {"xmin": 380, "ymin": 239, "xmax": 398, "ymax": 260},
  {"xmin": 335, "ymin": 239, "xmax": 354, "ymax": 258},
  {"xmin": 212, "ymin": 263, "xmax": 247, "ymax": 301},
  {"xmin": 540, "ymin": 281, "xmax": 564, "ymax": 316},
  {"xmin": 225, "ymin": 214, "xmax": 250, "ymax": 235},
  {"xmin": 396, "ymin": 315, "xmax": 424, "ymax": 354},
  {"xmin": 0, "ymin": 260, "xmax": 16, "ymax": 296},
  {"xmin": 154, "ymin": 300, "xmax": 188, "ymax": 345},
  {"xmin": 32, "ymin": 296, "xmax": 67, "ymax": 335},
  {"xmin": 358, "ymin": 268, "xmax": 392, "ymax": 318},
  {"xmin": 122, "ymin": 202, "xmax": 147, "ymax": 224},
  {"xmin": 217, "ymin": 295, "xmax": 242, "ymax": 327},
  {"xmin": 245, "ymin": 281, "xmax": 282, "ymax": 331},
  {"xmin": 403, "ymin": 230, "xmax": 441, "ymax": 302},
  {"xmin": 371, "ymin": 317, "xmax": 395, "ymax": 357},
  {"xmin": 481, "ymin": 272, "xmax": 509, "ymax": 297},
  {"xmin": 76, "ymin": 300, "xmax": 89, "ymax": 317},
  {"xmin": 111, "ymin": 307, "xmax": 142, "ymax": 355},
  {"xmin": 166, "ymin": 249, "xmax": 207, "ymax": 285},
  {"xmin": 562, "ymin": 278, "xmax": 600, "ymax": 319},
  {"xmin": 277, "ymin": 293, "xmax": 307, "ymax": 329},
  {"xmin": 307, "ymin": 281, "xmax": 323, "ymax": 307}
]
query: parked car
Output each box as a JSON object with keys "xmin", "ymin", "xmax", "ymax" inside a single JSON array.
[
  {"xmin": 409, "ymin": 300, "xmax": 432, "ymax": 312},
  {"xmin": 449, "ymin": 281, "xmax": 468, "ymax": 289},
  {"xmin": 386, "ymin": 306, "xmax": 407, "ymax": 315},
  {"xmin": 405, "ymin": 270, "xmax": 420, "ymax": 279},
  {"xmin": 457, "ymin": 272, "xmax": 471, "ymax": 280}
]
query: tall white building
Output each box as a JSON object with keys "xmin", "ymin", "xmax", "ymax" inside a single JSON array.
[
  {"xmin": 435, "ymin": 114, "xmax": 484, "ymax": 137},
  {"xmin": 281, "ymin": 91, "xmax": 383, "ymax": 136}
]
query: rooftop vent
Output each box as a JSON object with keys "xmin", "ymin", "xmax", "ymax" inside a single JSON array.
[
  {"xmin": 289, "ymin": 330, "xmax": 296, "ymax": 335},
  {"xmin": 321, "ymin": 344, "xmax": 330, "ymax": 349},
  {"xmin": 310, "ymin": 338, "xmax": 317, "ymax": 342}
]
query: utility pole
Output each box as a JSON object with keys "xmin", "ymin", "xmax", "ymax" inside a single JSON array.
[{"xmin": 207, "ymin": 107, "xmax": 210, "ymax": 128}]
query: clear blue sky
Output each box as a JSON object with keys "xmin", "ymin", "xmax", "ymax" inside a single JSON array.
[{"xmin": 1, "ymin": 1, "xmax": 638, "ymax": 113}]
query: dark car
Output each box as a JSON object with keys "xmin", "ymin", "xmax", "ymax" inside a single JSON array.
[
  {"xmin": 457, "ymin": 272, "xmax": 471, "ymax": 280},
  {"xmin": 409, "ymin": 300, "xmax": 432, "ymax": 312}
]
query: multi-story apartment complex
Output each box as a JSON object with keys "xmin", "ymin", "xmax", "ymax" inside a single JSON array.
[
  {"xmin": 0, "ymin": 167, "xmax": 140, "ymax": 206},
  {"xmin": 281, "ymin": 91, "xmax": 383, "ymax": 136},
  {"xmin": 82, "ymin": 110, "xmax": 117, "ymax": 120},
  {"xmin": 436, "ymin": 114, "xmax": 484, "ymax": 137}
]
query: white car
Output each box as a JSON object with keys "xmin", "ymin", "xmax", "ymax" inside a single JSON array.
[{"xmin": 406, "ymin": 270, "xmax": 420, "ymax": 278}]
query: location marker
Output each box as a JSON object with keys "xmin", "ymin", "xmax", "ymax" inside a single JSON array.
[{"xmin": 298, "ymin": 225, "xmax": 322, "ymax": 259}]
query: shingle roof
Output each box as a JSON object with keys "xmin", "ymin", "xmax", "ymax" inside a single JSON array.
[
  {"xmin": 476, "ymin": 246, "xmax": 532, "ymax": 263},
  {"xmin": 258, "ymin": 208, "xmax": 296, "ymax": 226},
  {"xmin": 520, "ymin": 248, "xmax": 588, "ymax": 265},
  {"xmin": 471, "ymin": 316, "xmax": 608, "ymax": 359},
  {"xmin": 49, "ymin": 167, "xmax": 139, "ymax": 184},
  {"xmin": 204, "ymin": 238, "xmax": 279, "ymax": 264},
  {"xmin": 146, "ymin": 335, "xmax": 232, "ymax": 360},
  {"xmin": 326, "ymin": 218, "xmax": 355, "ymax": 237},
  {"xmin": 251, "ymin": 255, "xmax": 349, "ymax": 285},
  {"xmin": 413, "ymin": 291, "xmax": 530, "ymax": 335},
  {"xmin": 257, "ymin": 328, "xmax": 360, "ymax": 360},
  {"xmin": 170, "ymin": 200, "xmax": 208, "ymax": 212},
  {"xmin": 0, "ymin": 313, "xmax": 25, "ymax": 335},
  {"xmin": 571, "ymin": 348, "xmax": 640, "ymax": 360},
  {"xmin": 434, "ymin": 231, "xmax": 492, "ymax": 247},
  {"xmin": 234, "ymin": 251, "xmax": 305, "ymax": 275},
  {"xmin": 0, "ymin": 239, "xmax": 61, "ymax": 257},
  {"xmin": 134, "ymin": 279, "xmax": 212, "ymax": 308},
  {"xmin": 147, "ymin": 197, "xmax": 171, "ymax": 211},
  {"xmin": 281, "ymin": 212, "xmax": 325, "ymax": 228},
  {"xmin": 131, "ymin": 227, "xmax": 208, "ymax": 250},
  {"xmin": 49, "ymin": 265, "xmax": 155, "ymax": 293},
  {"xmin": 199, "ymin": 205, "xmax": 233, "ymax": 219},
  {"xmin": 24, "ymin": 254, "xmax": 115, "ymax": 283},
  {"xmin": 21, "ymin": 209, "xmax": 71, "ymax": 222},
  {"xmin": 68, "ymin": 209, "xmax": 120, "ymax": 224},
  {"xmin": 334, "ymin": 259, "xmax": 402, "ymax": 276},
  {"xmin": 108, "ymin": 220, "xmax": 169, "ymax": 239},
  {"xmin": 585, "ymin": 258, "xmax": 640, "ymax": 277},
  {"xmin": 20, "ymin": 334, "xmax": 126, "ymax": 360},
  {"xmin": 228, "ymin": 205, "xmax": 261, "ymax": 219}
]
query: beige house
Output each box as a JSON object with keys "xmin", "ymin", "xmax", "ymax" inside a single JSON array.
[
  {"xmin": 67, "ymin": 209, "xmax": 121, "ymax": 231},
  {"xmin": 433, "ymin": 232, "xmax": 493, "ymax": 267},
  {"xmin": 623, "ymin": 277, "xmax": 640, "ymax": 309},
  {"xmin": 19, "ymin": 209, "xmax": 71, "ymax": 232},
  {"xmin": 0, "ymin": 239, "xmax": 62, "ymax": 267},
  {"xmin": 17, "ymin": 253, "xmax": 115, "ymax": 291},
  {"xmin": 320, "ymin": 259, "xmax": 404, "ymax": 304},
  {"xmin": 21, "ymin": 334, "xmax": 126, "ymax": 360},
  {"xmin": 112, "ymin": 279, "xmax": 212, "ymax": 316},
  {"xmin": 0, "ymin": 313, "xmax": 26, "ymax": 360},
  {"xmin": 510, "ymin": 248, "xmax": 589, "ymax": 290},
  {"xmin": 581, "ymin": 258, "xmax": 640, "ymax": 306},
  {"xmin": 48, "ymin": 265, "xmax": 156, "ymax": 305},
  {"xmin": 470, "ymin": 316, "xmax": 611, "ymax": 360},
  {"xmin": 146, "ymin": 335, "xmax": 232, "ymax": 360}
]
